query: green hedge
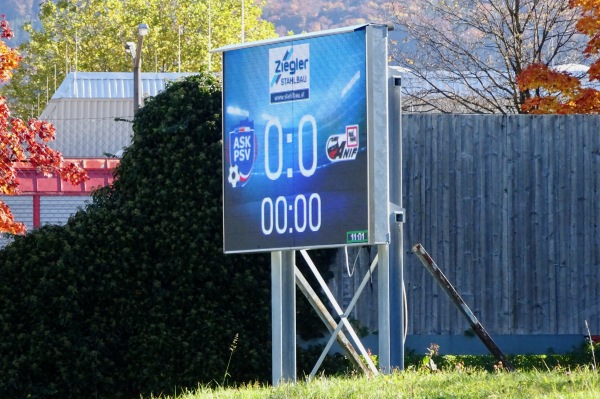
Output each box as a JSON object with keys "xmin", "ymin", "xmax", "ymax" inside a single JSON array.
[{"xmin": 0, "ymin": 74, "xmax": 274, "ymax": 398}]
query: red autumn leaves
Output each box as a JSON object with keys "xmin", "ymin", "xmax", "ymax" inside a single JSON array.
[
  {"xmin": 0, "ymin": 15, "xmax": 88, "ymax": 234},
  {"xmin": 518, "ymin": 1, "xmax": 600, "ymax": 113}
]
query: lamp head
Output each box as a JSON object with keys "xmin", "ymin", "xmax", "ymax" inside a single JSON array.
[{"xmin": 138, "ymin": 23, "xmax": 149, "ymax": 37}]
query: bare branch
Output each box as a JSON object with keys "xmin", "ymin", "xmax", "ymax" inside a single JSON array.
[{"xmin": 385, "ymin": 0, "xmax": 585, "ymax": 113}]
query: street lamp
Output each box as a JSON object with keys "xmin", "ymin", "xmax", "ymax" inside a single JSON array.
[{"xmin": 125, "ymin": 23, "xmax": 150, "ymax": 113}]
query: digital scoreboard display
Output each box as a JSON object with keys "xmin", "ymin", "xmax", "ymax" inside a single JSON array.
[{"xmin": 220, "ymin": 24, "xmax": 389, "ymax": 253}]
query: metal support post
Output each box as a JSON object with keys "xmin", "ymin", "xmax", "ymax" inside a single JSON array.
[
  {"xmin": 272, "ymin": 250, "xmax": 296, "ymax": 384},
  {"xmin": 133, "ymin": 33, "xmax": 144, "ymax": 113},
  {"xmin": 377, "ymin": 244, "xmax": 391, "ymax": 373},
  {"xmin": 128, "ymin": 24, "xmax": 148, "ymax": 114},
  {"xmin": 388, "ymin": 74, "xmax": 405, "ymax": 369}
]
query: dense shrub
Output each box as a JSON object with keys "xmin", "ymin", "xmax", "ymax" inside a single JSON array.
[{"xmin": 0, "ymin": 74, "xmax": 273, "ymax": 398}]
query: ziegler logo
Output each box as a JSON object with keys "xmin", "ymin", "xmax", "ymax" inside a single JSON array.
[
  {"xmin": 272, "ymin": 54, "xmax": 308, "ymax": 80},
  {"xmin": 269, "ymin": 44, "xmax": 310, "ymax": 104},
  {"xmin": 226, "ymin": 119, "xmax": 257, "ymax": 188},
  {"xmin": 326, "ymin": 125, "xmax": 359, "ymax": 162}
]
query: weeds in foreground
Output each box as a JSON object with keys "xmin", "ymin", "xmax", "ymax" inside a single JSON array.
[
  {"xmin": 585, "ymin": 320, "xmax": 597, "ymax": 371},
  {"xmin": 221, "ymin": 333, "xmax": 239, "ymax": 386},
  {"xmin": 421, "ymin": 343, "xmax": 440, "ymax": 372}
]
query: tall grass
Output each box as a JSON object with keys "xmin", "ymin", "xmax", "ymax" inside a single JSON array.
[
  {"xmin": 150, "ymin": 368, "xmax": 600, "ymax": 399},
  {"xmin": 221, "ymin": 333, "xmax": 239, "ymax": 387},
  {"xmin": 147, "ymin": 341, "xmax": 600, "ymax": 399},
  {"xmin": 585, "ymin": 320, "xmax": 597, "ymax": 371}
]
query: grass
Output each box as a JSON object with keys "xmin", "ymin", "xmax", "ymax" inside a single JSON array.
[
  {"xmin": 149, "ymin": 368, "xmax": 600, "ymax": 399},
  {"xmin": 144, "ymin": 343, "xmax": 600, "ymax": 399}
]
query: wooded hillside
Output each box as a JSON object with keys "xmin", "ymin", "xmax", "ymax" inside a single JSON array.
[{"xmin": 3, "ymin": 0, "xmax": 387, "ymax": 44}]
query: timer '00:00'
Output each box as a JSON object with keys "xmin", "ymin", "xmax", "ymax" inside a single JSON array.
[{"xmin": 261, "ymin": 193, "xmax": 321, "ymax": 235}]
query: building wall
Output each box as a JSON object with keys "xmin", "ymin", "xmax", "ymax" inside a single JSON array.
[
  {"xmin": 42, "ymin": 98, "xmax": 133, "ymax": 157},
  {"xmin": 0, "ymin": 195, "xmax": 91, "ymax": 247},
  {"xmin": 40, "ymin": 196, "xmax": 91, "ymax": 226},
  {"xmin": 0, "ymin": 159, "xmax": 117, "ymax": 248},
  {"xmin": 0, "ymin": 196, "xmax": 34, "ymax": 248},
  {"xmin": 39, "ymin": 72, "xmax": 196, "ymax": 158}
]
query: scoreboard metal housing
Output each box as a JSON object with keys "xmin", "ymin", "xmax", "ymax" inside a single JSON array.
[{"xmin": 218, "ymin": 24, "xmax": 389, "ymax": 253}]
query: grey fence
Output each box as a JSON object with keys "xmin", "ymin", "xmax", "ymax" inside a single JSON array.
[{"xmin": 329, "ymin": 114, "xmax": 600, "ymax": 336}]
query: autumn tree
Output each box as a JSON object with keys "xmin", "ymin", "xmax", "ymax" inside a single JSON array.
[
  {"xmin": 518, "ymin": 0, "xmax": 600, "ymax": 113},
  {"xmin": 386, "ymin": 0, "xmax": 586, "ymax": 113},
  {"xmin": 0, "ymin": 15, "xmax": 87, "ymax": 234},
  {"xmin": 2, "ymin": 0, "xmax": 276, "ymax": 118}
]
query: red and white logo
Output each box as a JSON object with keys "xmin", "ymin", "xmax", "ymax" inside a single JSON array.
[{"xmin": 326, "ymin": 125, "xmax": 359, "ymax": 162}]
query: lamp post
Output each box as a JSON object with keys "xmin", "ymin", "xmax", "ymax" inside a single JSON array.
[{"xmin": 125, "ymin": 23, "xmax": 149, "ymax": 113}]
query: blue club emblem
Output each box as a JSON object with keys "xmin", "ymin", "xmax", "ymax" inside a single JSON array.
[{"xmin": 227, "ymin": 120, "xmax": 256, "ymax": 188}]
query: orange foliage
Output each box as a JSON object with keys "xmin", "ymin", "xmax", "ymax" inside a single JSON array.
[
  {"xmin": 0, "ymin": 15, "xmax": 88, "ymax": 234},
  {"xmin": 518, "ymin": 0, "xmax": 600, "ymax": 113}
]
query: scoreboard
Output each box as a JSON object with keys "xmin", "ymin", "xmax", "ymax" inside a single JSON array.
[{"xmin": 218, "ymin": 24, "xmax": 389, "ymax": 253}]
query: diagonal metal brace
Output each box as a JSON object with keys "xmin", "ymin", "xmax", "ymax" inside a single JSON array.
[
  {"xmin": 300, "ymin": 250, "xmax": 379, "ymax": 378},
  {"xmin": 412, "ymin": 243, "xmax": 515, "ymax": 372},
  {"xmin": 295, "ymin": 267, "xmax": 370, "ymax": 375}
]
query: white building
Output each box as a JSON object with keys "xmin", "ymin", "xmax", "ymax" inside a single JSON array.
[{"xmin": 1, "ymin": 72, "xmax": 195, "ymax": 246}]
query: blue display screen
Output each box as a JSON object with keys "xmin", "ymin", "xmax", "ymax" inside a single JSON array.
[{"xmin": 223, "ymin": 28, "xmax": 369, "ymax": 253}]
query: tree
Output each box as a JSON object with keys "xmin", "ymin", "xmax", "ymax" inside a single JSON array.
[
  {"xmin": 517, "ymin": 0, "xmax": 600, "ymax": 113},
  {"xmin": 386, "ymin": 0, "xmax": 586, "ymax": 113},
  {"xmin": 2, "ymin": 0, "xmax": 276, "ymax": 118},
  {"xmin": 0, "ymin": 14, "xmax": 87, "ymax": 234},
  {"xmin": 0, "ymin": 74, "xmax": 273, "ymax": 399}
]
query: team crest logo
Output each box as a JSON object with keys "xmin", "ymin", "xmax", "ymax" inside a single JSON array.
[
  {"xmin": 326, "ymin": 125, "xmax": 359, "ymax": 162},
  {"xmin": 227, "ymin": 120, "xmax": 257, "ymax": 188}
]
